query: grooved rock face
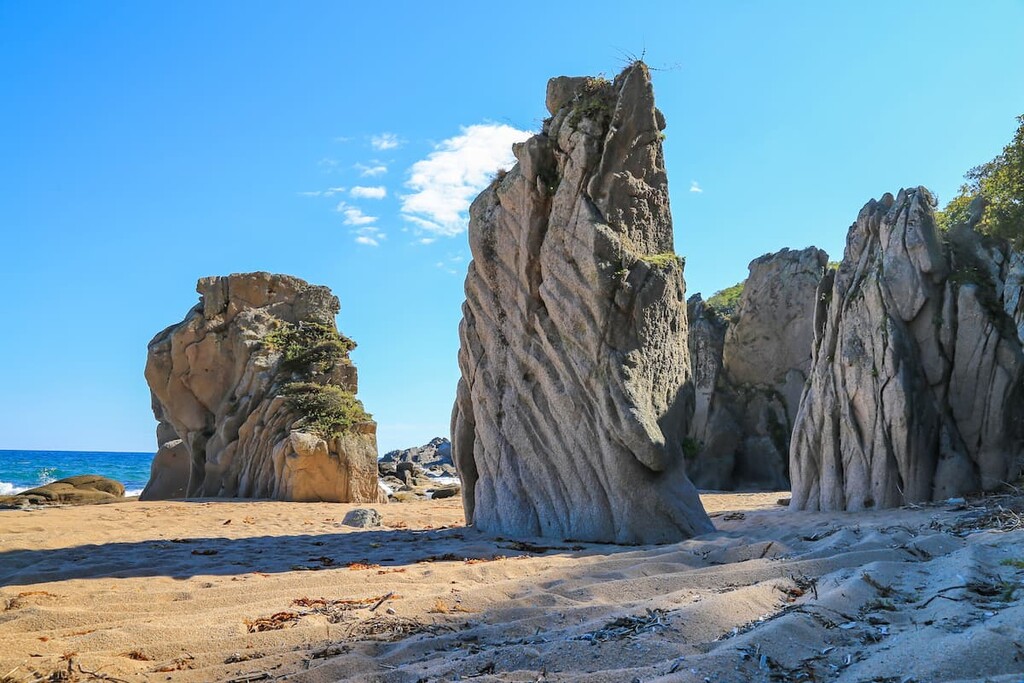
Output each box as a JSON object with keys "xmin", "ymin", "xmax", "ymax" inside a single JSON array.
[
  {"xmin": 686, "ymin": 248, "xmax": 828, "ymax": 490},
  {"xmin": 451, "ymin": 63, "xmax": 712, "ymax": 543},
  {"xmin": 790, "ymin": 188, "xmax": 1024, "ymax": 511},
  {"xmin": 142, "ymin": 272, "xmax": 382, "ymax": 503}
]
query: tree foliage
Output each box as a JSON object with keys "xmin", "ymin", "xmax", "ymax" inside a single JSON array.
[{"xmin": 937, "ymin": 114, "xmax": 1024, "ymax": 246}]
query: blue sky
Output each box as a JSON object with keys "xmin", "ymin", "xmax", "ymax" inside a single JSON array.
[{"xmin": 1, "ymin": 1, "xmax": 1022, "ymax": 453}]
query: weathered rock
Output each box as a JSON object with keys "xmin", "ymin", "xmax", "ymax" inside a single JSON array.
[
  {"xmin": 341, "ymin": 508, "xmax": 382, "ymax": 528},
  {"xmin": 686, "ymin": 248, "xmax": 828, "ymax": 490},
  {"xmin": 451, "ymin": 62, "xmax": 712, "ymax": 543},
  {"xmin": 144, "ymin": 272, "xmax": 382, "ymax": 503},
  {"xmin": 790, "ymin": 188, "xmax": 1024, "ymax": 511},
  {"xmin": 379, "ymin": 437, "xmax": 454, "ymax": 478},
  {"xmin": 140, "ymin": 438, "xmax": 189, "ymax": 500},
  {"xmin": 0, "ymin": 475, "xmax": 125, "ymax": 508},
  {"xmin": 431, "ymin": 485, "xmax": 460, "ymax": 500}
]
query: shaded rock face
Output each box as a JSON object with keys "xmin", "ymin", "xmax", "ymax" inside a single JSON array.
[
  {"xmin": 790, "ymin": 188, "xmax": 1024, "ymax": 511},
  {"xmin": 686, "ymin": 248, "xmax": 828, "ymax": 490},
  {"xmin": 451, "ymin": 63, "xmax": 712, "ymax": 543},
  {"xmin": 143, "ymin": 272, "xmax": 381, "ymax": 503},
  {"xmin": 0, "ymin": 475, "xmax": 124, "ymax": 508}
]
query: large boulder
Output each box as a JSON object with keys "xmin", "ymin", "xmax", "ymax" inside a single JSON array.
[
  {"xmin": 142, "ymin": 272, "xmax": 382, "ymax": 503},
  {"xmin": 790, "ymin": 188, "xmax": 1024, "ymax": 511},
  {"xmin": 0, "ymin": 475, "xmax": 125, "ymax": 508},
  {"xmin": 451, "ymin": 62, "xmax": 712, "ymax": 543},
  {"xmin": 686, "ymin": 248, "xmax": 828, "ymax": 489}
]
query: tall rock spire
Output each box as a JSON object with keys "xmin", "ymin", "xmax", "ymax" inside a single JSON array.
[{"xmin": 451, "ymin": 63, "xmax": 712, "ymax": 543}]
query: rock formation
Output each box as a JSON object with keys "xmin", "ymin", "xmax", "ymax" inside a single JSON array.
[
  {"xmin": 790, "ymin": 188, "xmax": 1024, "ymax": 511},
  {"xmin": 451, "ymin": 62, "xmax": 712, "ymax": 543},
  {"xmin": 0, "ymin": 475, "xmax": 124, "ymax": 508},
  {"xmin": 686, "ymin": 248, "xmax": 828, "ymax": 489},
  {"xmin": 142, "ymin": 272, "xmax": 382, "ymax": 503},
  {"xmin": 379, "ymin": 437, "xmax": 455, "ymax": 477}
]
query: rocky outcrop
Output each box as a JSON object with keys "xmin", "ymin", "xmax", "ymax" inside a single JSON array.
[
  {"xmin": 142, "ymin": 272, "xmax": 382, "ymax": 503},
  {"xmin": 451, "ymin": 62, "xmax": 712, "ymax": 543},
  {"xmin": 379, "ymin": 437, "xmax": 455, "ymax": 477},
  {"xmin": 686, "ymin": 248, "xmax": 828, "ymax": 489},
  {"xmin": 0, "ymin": 475, "xmax": 125, "ymax": 508},
  {"xmin": 790, "ymin": 188, "xmax": 1024, "ymax": 511}
]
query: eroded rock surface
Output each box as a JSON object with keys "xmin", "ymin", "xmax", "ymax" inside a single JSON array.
[
  {"xmin": 0, "ymin": 475, "xmax": 125, "ymax": 508},
  {"xmin": 686, "ymin": 248, "xmax": 828, "ymax": 489},
  {"xmin": 142, "ymin": 272, "xmax": 381, "ymax": 503},
  {"xmin": 451, "ymin": 62, "xmax": 712, "ymax": 543},
  {"xmin": 790, "ymin": 188, "xmax": 1024, "ymax": 511}
]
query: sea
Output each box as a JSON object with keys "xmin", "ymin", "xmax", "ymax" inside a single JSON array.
[{"xmin": 0, "ymin": 450, "xmax": 154, "ymax": 497}]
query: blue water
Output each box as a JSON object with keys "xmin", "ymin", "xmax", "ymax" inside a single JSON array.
[{"xmin": 0, "ymin": 450, "xmax": 155, "ymax": 497}]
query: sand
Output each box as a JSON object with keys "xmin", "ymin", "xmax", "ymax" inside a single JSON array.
[{"xmin": 1, "ymin": 492, "xmax": 1022, "ymax": 683}]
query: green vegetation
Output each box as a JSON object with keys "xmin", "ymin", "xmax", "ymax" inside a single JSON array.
[
  {"xmin": 281, "ymin": 382, "xmax": 370, "ymax": 438},
  {"xmin": 264, "ymin": 320, "xmax": 355, "ymax": 376},
  {"xmin": 706, "ymin": 280, "xmax": 745, "ymax": 317},
  {"xmin": 682, "ymin": 437, "xmax": 701, "ymax": 461},
  {"xmin": 937, "ymin": 114, "xmax": 1024, "ymax": 246},
  {"xmin": 639, "ymin": 252, "xmax": 684, "ymax": 269},
  {"xmin": 827, "ymin": 261, "xmax": 841, "ymax": 271},
  {"xmin": 1001, "ymin": 558, "xmax": 1024, "ymax": 569},
  {"xmin": 568, "ymin": 77, "xmax": 614, "ymax": 127}
]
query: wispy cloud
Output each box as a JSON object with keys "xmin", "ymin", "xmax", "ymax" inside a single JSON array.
[
  {"xmin": 400, "ymin": 123, "xmax": 532, "ymax": 237},
  {"xmin": 435, "ymin": 253, "xmax": 465, "ymax": 275},
  {"xmin": 350, "ymin": 185, "xmax": 387, "ymax": 200},
  {"xmin": 318, "ymin": 157, "xmax": 339, "ymax": 169},
  {"xmin": 689, "ymin": 181, "xmax": 703, "ymax": 194},
  {"xmin": 336, "ymin": 201, "xmax": 377, "ymax": 226},
  {"xmin": 333, "ymin": 136, "xmax": 352, "ymax": 143},
  {"xmin": 353, "ymin": 225, "xmax": 386, "ymax": 247},
  {"xmin": 417, "ymin": 237, "xmax": 436, "ymax": 245},
  {"xmin": 356, "ymin": 162, "xmax": 388, "ymax": 177},
  {"xmin": 370, "ymin": 133, "xmax": 402, "ymax": 151},
  {"xmin": 298, "ymin": 186, "xmax": 346, "ymax": 198}
]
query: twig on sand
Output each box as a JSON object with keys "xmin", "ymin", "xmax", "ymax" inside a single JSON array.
[
  {"xmin": 369, "ymin": 592, "xmax": 395, "ymax": 612},
  {"xmin": 76, "ymin": 664, "xmax": 130, "ymax": 683}
]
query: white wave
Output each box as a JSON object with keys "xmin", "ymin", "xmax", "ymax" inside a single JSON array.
[
  {"xmin": 0, "ymin": 481, "xmax": 21, "ymax": 496},
  {"xmin": 123, "ymin": 488, "xmax": 144, "ymax": 498},
  {"xmin": 425, "ymin": 475, "xmax": 460, "ymax": 487}
]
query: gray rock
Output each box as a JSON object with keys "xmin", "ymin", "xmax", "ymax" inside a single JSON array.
[
  {"xmin": 451, "ymin": 62, "xmax": 712, "ymax": 543},
  {"xmin": 144, "ymin": 272, "xmax": 383, "ymax": 503},
  {"xmin": 431, "ymin": 485, "xmax": 460, "ymax": 500},
  {"xmin": 140, "ymin": 439, "xmax": 189, "ymax": 500},
  {"xmin": 685, "ymin": 248, "xmax": 828, "ymax": 490},
  {"xmin": 790, "ymin": 188, "xmax": 1024, "ymax": 511},
  {"xmin": 379, "ymin": 437, "xmax": 454, "ymax": 478},
  {"xmin": 341, "ymin": 508, "xmax": 382, "ymax": 528}
]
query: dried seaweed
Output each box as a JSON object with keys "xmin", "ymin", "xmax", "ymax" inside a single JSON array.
[
  {"xmin": 244, "ymin": 611, "xmax": 300, "ymax": 633},
  {"xmin": 573, "ymin": 609, "xmax": 668, "ymax": 643}
]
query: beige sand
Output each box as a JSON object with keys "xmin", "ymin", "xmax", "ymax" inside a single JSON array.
[{"xmin": 1, "ymin": 492, "xmax": 1022, "ymax": 683}]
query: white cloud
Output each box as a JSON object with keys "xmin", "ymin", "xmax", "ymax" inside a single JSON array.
[
  {"xmin": 356, "ymin": 162, "xmax": 388, "ymax": 177},
  {"xmin": 371, "ymin": 133, "xmax": 402, "ymax": 151},
  {"xmin": 350, "ymin": 185, "xmax": 387, "ymax": 200},
  {"xmin": 318, "ymin": 157, "xmax": 339, "ymax": 169},
  {"xmin": 333, "ymin": 136, "xmax": 352, "ymax": 143},
  {"xmin": 299, "ymin": 186, "xmax": 346, "ymax": 198},
  {"xmin": 336, "ymin": 201, "xmax": 377, "ymax": 226},
  {"xmin": 400, "ymin": 123, "xmax": 532, "ymax": 236},
  {"xmin": 689, "ymin": 181, "xmax": 703, "ymax": 194},
  {"xmin": 417, "ymin": 237, "xmax": 436, "ymax": 245},
  {"xmin": 353, "ymin": 225, "xmax": 386, "ymax": 247}
]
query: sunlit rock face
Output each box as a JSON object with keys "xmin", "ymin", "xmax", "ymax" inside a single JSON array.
[
  {"xmin": 790, "ymin": 188, "xmax": 1024, "ymax": 511},
  {"xmin": 451, "ymin": 62, "xmax": 712, "ymax": 543},
  {"xmin": 143, "ymin": 272, "xmax": 381, "ymax": 503}
]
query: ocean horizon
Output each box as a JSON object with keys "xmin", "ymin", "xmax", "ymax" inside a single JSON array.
[{"xmin": 0, "ymin": 449, "xmax": 154, "ymax": 497}]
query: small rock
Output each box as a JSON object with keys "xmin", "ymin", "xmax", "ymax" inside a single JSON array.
[
  {"xmin": 341, "ymin": 508, "xmax": 382, "ymax": 528},
  {"xmin": 431, "ymin": 486, "xmax": 460, "ymax": 500}
]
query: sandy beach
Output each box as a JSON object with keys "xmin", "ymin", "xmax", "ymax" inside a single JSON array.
[{"xmin": 1, "ymin": 492, "xmax": 1022, "ymax": 683}]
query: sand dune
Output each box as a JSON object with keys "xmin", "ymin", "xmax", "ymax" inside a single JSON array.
[{"xmin": 1, "ymin": 492, "xmax": 1022, "ymax": 682}]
